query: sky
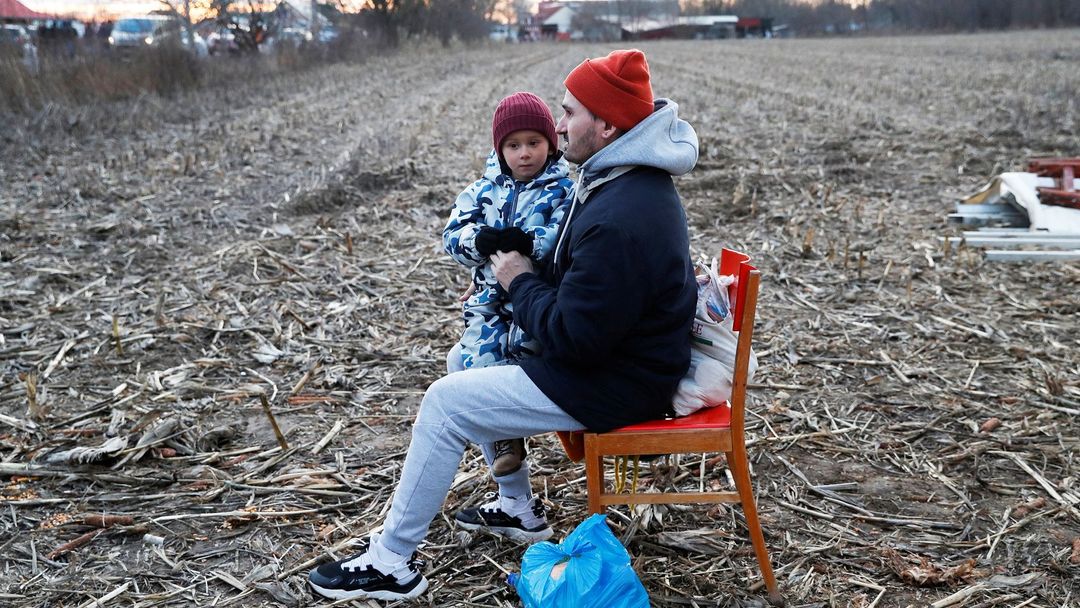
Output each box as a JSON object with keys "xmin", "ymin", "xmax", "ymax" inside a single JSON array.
[{"xmin": 23, "ymin": 1, "xmax": 162, "ymax": 19}]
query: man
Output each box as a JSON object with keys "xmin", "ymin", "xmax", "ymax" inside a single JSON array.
[{"xmin": 308, "ymin": 49, "xmax": 699, "ymax": 602}]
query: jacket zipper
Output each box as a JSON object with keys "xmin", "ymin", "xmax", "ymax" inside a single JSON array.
[
  {"xmin": 502, "ymin": 180, "xmax": 520, "ymax": 227},
  {"xmin": 552, "ymin": 192, "xmax": 578, "ymax": 272}
]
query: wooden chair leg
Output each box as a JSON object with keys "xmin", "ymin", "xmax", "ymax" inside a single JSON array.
[
  {"xmin": 728, "ymin": 449, "xmax": 783, "ymax": 607},
  {"xmin": 584, "ymin": 436, "xmax": 603, "ymax": 515}
]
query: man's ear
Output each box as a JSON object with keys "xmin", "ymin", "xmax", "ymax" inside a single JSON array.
[{"xmin": 598, "ymin": 120, "xmax": 621, "ymax": 143}]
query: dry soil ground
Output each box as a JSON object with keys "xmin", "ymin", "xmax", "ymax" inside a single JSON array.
[{"xmin": 1, "ymin": 32, "xmax": 1079, "ymax": 607}]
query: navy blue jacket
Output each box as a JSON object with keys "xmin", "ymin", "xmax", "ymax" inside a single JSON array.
[{"xmin": 509, "ymin": 167, "xmax": 697, "ymax": 432}]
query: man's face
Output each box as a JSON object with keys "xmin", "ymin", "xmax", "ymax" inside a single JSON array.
[{"xmin": 555, "ymin": 91, "xmax": 605, "ymax": 165}]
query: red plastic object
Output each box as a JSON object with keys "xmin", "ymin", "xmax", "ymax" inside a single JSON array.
[
  {"xmin": 718, "ymin": 247, "xmax": 753, "ymax": 338},
  {"xmin": 1029, "ymin": 158, "xmax": 1080, "ymax": 209}
]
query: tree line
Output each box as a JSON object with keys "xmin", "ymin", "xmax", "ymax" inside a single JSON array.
[
  {"xmin": 163, "ymin": 0, "xmax": 1079, "ymax": 49},
  {"xmin": 682, "ymin": 0, "xmax": 1080, "ymax": 33},
  {"xmin": 159, "ymin": 0, "xmax": 497, "ymax": 48},
  {"xmin": 346, "ymin": 0, "xmax": 496, "ymax": 47}
]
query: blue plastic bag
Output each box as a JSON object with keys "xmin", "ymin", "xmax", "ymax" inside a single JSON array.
[{"xmin": 508, "ymin": 514, "xmax": 649, "ymax": 608}]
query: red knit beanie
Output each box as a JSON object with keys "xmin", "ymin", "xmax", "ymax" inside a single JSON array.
[
  {"xmin": 491, "ymin": 92, "xmax": 559, "ymax": 155},
  {"xmin": 564, "ymin": 49, "xmax": 654, "ymax": 131}
]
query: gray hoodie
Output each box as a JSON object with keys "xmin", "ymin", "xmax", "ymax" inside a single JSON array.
[
  {"xmin": 556, "ymin": 98, "xmax": 699, "ymax": 261},
  {"xmin": 576, "ymin": 98, "xmax": 699, "ymax": 201}
]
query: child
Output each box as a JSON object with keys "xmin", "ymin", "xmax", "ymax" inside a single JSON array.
[{"xmin": 442, "ymin": 92, "xmax": 573, "ymax": 476}]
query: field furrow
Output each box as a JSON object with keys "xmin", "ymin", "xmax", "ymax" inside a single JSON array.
[{"xmin": 1, "ymin": 33, "xmax": 1078, "ymax": 607}]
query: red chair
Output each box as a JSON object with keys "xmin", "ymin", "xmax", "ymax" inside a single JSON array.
[{"xmin": 557, "ymin": 248, "xmax": 781, "ymax": 606}]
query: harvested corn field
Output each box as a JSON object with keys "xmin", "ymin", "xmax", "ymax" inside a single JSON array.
[{"xmin": 1, "ymin": 31, "xmax": 1079, "ymax": 607}]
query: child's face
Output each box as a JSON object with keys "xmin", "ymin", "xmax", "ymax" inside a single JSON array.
[{"xmin": 500, "ymin": 129, "xmax": 551, "ymax": 181}]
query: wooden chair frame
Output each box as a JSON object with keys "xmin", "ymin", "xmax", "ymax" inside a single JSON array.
[{"xmin": 568, "ymin": 249, "xmax": 781, "ymax": 606}]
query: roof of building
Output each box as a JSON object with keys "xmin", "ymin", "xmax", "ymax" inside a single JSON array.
[
  {"xmin": 536, "ymin": 4, "xmax": 566, "ymax": 22},
  {"xmin": 0, "ymin": 0, "xmax": 51, "ymax": 20}
]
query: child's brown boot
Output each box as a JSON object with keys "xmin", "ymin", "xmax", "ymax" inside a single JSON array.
[{"xmin": 491, "ymin": 438, "xmax": 526, "ymax": 476}]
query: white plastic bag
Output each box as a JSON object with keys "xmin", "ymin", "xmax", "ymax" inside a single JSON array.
[{"xmin": 671, "ymin": 259, "xmax": 757, "ymax": 417}]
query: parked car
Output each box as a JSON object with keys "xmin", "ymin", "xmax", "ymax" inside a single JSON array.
[
  {"xmin": 266, "ymin": 25, "xmax": 338, "ymax": 51},
  {"xmin": 206, "ymin": 26, "xmax": 238, "ymax": 55},
  {"xmin": 108, "ymin": 16, "xmax": 206, "ymax": 56},
  {"xmin": 183, "ymin": 31, "xmax": 209, "ymax": 57},
  {"xmin": 316, "ymin": 26, "xmax": 338, "ymax": 44},
  {"xmin": 489, "ymin": 24, "xmax": 514, "ymax": 42},
  {"xmin": 0, "ymin": 24, "xmax": 34, "ymax": 57},
  {"xmin": 272, "ymin": 26, "xmax": 312, "ymax": 48},
  {"xmin": 109, "ymin": 16, "xmax": 180, "ymax": 49}
]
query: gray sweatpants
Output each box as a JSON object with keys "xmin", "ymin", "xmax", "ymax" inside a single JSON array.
[{"xmin": 378, "ymin": 345, "xmax": 586, "ymax": 557}]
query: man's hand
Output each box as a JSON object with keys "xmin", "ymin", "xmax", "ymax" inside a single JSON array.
[{"xmin": 491, "ymin": 251, "xmax": 535, "ymax": 291}]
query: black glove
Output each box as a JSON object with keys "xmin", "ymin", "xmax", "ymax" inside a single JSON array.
[
  {"xmin": 498, "ymin": 227, "xmax": 533, "ymax": 257},
  {"xmin": 474, "ymin": 227, "xmax": 499, "ymax": 256}
]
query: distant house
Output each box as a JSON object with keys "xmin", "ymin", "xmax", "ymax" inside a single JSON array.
[
  {"xmin": 534, "ymin": 0, "xmax": 682, "ymax": 41},
  {"xmin": 536, "ymin": 1, "xmax": 574, "ymax": 40},
  {"xmin": 624, "ymin": 15, "xmax": 737, "ymax": 40}
]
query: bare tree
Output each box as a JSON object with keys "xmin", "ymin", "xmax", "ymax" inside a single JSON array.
[
  {"xmin": 157, "ymin": 0, "xmax": 201, "ymax": 47},
  {"xmin": 352, "ymin": 0, "xmax": 493, "ymax": 48},
  {"xmin": 157, "ymin": 0, "xmax": 269, "ymax": 52}
]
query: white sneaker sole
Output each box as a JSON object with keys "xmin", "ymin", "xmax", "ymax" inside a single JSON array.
[
  {"xmin": 457, "ymin": 520, "xmax": 554, "ymax": 543},
  {"xmin": 308, "ymin": 575, "xmax": 429, "ymax": 601}
]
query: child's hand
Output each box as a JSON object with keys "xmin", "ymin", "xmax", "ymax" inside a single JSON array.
[
  {"xmin": 498, "ymin": 227, "xmax": 533, "ymax": 257},
  {"xmin": 458, "ymin": 283, "xmax": 476, "ymax": 303},
  {"xmin": 475, "ymin": 227, "xmax": 500, "ymax": 256}
]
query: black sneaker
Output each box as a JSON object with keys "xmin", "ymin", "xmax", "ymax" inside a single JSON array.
[
  {"xmin": 454, "ymin": 494, "xmax": 553, "ymax": 543},
  {"xmin": 308, "ymin": 540, "xmax": 429, "ymax": 601}
]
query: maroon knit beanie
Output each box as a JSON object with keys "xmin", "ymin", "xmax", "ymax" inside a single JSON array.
[{"xmin": 491, "ymin": 92, "xmax": 559, "ymax": 156}]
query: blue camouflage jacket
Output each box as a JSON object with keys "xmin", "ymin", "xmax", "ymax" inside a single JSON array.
[{"xmin": 443, "ymin": 151, "xmax": 574, "ymax": 367}]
